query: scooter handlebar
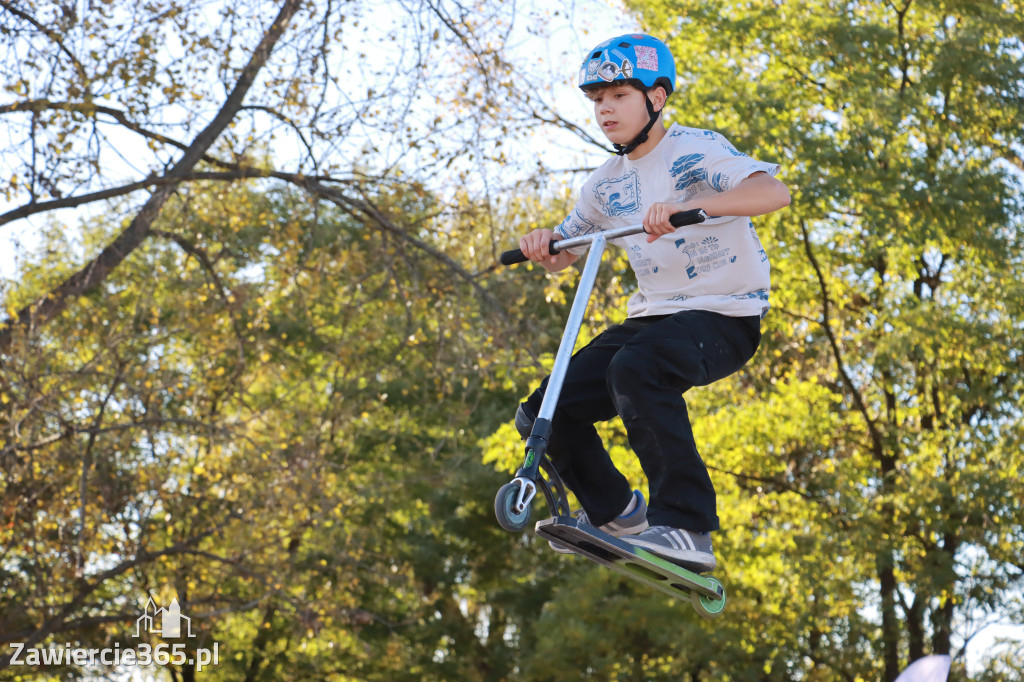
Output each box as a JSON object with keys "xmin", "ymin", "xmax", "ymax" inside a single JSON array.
[{"xmin": 499, "ymin": 208, "xmax": 707, "ymax": 266}]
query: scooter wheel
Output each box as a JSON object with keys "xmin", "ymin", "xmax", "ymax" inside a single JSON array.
[
  {"xmin": 494, "ymin": 482, "xmax": 532, "ymax": 532},
  {"xmin": 691, "ymin": 576, "xmax": 727, "ymax": 619}
]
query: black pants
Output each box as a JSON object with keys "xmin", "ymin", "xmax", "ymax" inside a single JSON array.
[{"xmin": 522, "ymin": 310, "xmax": 760, "ymax": 532}]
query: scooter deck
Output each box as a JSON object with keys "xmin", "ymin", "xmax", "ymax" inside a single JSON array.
[{"xmin": 535, "ymin": 516, "xmax": 727, "ymax": 617}]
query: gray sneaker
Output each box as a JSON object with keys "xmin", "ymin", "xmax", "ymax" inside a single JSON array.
[
  {"xmin": 621, "ymin": 525, "xmax": 717, "ymax": 573},
  {"xmin": 549, "ymin": 490, "xmax": 649, "ymax": 554}
]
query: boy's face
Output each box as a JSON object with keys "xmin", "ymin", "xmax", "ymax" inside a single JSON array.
[{"xmin": 586, "ymin": 84, "xmax": 656, "ymax": 147}]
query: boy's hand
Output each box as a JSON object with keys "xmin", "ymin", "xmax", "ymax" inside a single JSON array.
[
  {"xmin": 519, "ymin": 228, "xmax": 577, "ymax": 272},
  {"xmin": 643, "ymin": 202, "xmax": 685, "ymax": 242},
  {"xmin": 519, "ymin": 228, "xmax": 559, "ymax": 264}
]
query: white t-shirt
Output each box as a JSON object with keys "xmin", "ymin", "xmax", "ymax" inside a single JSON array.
[{"xmin": 556, "ymin": 123, "xmax": 780, "ymax": 318}]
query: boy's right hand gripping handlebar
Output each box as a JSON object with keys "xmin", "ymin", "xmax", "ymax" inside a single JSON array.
[{"xmin": 499, "ymin": 208, "xmax": 708, "ymax": 266}]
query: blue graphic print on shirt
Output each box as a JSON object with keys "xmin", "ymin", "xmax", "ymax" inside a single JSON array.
[
  {"xmin": 593, "ymin": 169, "xmax": 642, "ymax": 217},
  {"xmin": 556, "ymin": 207, "xmax": 600, "ymax": 240},
  {"xmin": 670, "ymin": 153, "xmax": 707, "ymax": 192},
  {"xmin": 670, "ymin": 152, "xmax": 733, "ymax": 194}
]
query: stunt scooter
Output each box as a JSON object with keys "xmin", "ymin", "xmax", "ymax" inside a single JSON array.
[{"xmin": 493, "ymin": 209, "xmax": 728, "ymax": 618}]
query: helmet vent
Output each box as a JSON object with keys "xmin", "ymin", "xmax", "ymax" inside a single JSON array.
[{"xmin": 618, "ymin": 42, "xmax": 631, "ymax": 48}]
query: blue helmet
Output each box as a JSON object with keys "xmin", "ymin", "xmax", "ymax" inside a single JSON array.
[{"xmin": 578, "ymin": 34, "xmax": 676, "ymax": 96}]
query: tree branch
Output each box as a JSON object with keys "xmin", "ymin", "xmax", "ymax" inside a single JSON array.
[
  {"xmin": 0, "ymin": 520, "xmax": 233, "ymax": 668},
  {"xmin": 798, "ymin": 218, "xmax": 886, "ymax": 460},
  {"xmin": 152, "ymin": 229, "xmax": 248, "ymax": 371},
  {"xmin": 0, "ymin": 1, "xmax": 89, "ymax": 85},
  {"xmin": 0, "ymin": 0, "xmax": 303, "ymax": 354},
  {"xmin": 527, "ymin": 107, "xmax": 615, "ymax": 154},
  {"xmin": 289, "ymin": 176, "xmax": 506, "ymax": 313},
  {"xmin": 0, "ymin": 170, "xmax": 354, "ymax": 228},
  {"xmin": 0, "ymin": 99, "xmax": 184, "ymax": 152}
]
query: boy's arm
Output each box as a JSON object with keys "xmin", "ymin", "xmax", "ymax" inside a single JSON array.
[{"xmin": 644, "ymin": 172, "xmax": 790, "ymax": 241}]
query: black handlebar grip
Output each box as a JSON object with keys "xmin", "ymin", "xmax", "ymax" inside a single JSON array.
[
  {"xmin": 669, "ymin": 208, "xmax": 708, "ymax": 227},
  {"xmin": 499, "ymin": 249, "xmax": 528, "ymax": 266},
  {"xmin": 499, "ymin": 239, "xmax": 560, "ymax": 266}
]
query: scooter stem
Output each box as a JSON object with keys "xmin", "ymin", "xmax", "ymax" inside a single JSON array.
[
  {"xmin": 535, "ymin": 233, "xmax": 608, "ymax": 425},
  {"xmin": 516, "ymin": 233, "xmax": 609, "ymax": 484}
]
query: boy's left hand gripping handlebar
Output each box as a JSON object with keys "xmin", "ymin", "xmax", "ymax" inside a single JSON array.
[{"xmin": 499, "ymin": 208, "xmax": 707, "ymax": 266}]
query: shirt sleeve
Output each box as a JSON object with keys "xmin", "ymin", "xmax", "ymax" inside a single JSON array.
[
  {"xmin": 668, "ymin": 132, "xmax": 779, "ymax": 198},
  {"xmin": 554, "ymin": 197, "xmax": 605, "ymax": 255},
  {"xmin": 697, "ymin": 132, "xmax": 780, "ymax": 193}
]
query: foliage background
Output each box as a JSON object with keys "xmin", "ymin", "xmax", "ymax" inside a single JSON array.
[{"xmin": 1, "ymin": 0, "xmax": 1022, "ymax": 680}]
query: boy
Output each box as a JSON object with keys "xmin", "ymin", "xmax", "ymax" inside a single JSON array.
[{"xmin": 515, "ymin": 34, "xmax": 790, "ymax": 572}]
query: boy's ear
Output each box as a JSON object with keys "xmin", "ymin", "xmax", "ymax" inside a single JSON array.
[{"xmin": 649, "ymin": 85, "xmax": 668, "ymax": 113}]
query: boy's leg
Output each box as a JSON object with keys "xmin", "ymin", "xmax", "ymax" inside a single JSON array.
[
  {"xmin": 520, "ymin": 321, "xmax": 648, "ymax": 526},
  {"xmin": 606, "ymin": 311, "xmax": 761, "ymax": 532}
]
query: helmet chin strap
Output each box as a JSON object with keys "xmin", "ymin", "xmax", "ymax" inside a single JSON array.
[{"xmin": 612, "ymin": 96, "xmax": 659, "ymax": 156}]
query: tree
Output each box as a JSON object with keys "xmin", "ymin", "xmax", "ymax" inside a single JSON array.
[
  {"xmin": 0, "ymin": 1, "xmax": 607, "ymax": 677},
  {"xmin": 0, "ymin": 171, "xmax": 574, "ymax": 678},
  {"xmin": 0, "ymin": 0, "xmax": 302, "ymax": 348}
]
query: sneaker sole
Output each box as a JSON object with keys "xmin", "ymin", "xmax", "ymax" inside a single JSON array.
[
  {"xmin": 548, "ymin": 490, "xmax": 649, "ymax": 555},
  {"xmin": 622, "ymin": 538, "xmax": 717, "ymax": 572},
  {"xmin": 549, "ymin": 521, "xmax": 648, "ymax": 555}
]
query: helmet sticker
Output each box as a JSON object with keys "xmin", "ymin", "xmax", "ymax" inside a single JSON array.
[
  {"xmin": 587, "ymin": 58, "xmax": 601, "ymax": 77},
  {"xmin": 634, "ymin": 45, "xmax": 659, "ymax": 71},
  {"xmin": 595, "ymin": 58, "xmax": 635, "ymax": 83},
  {"xmin": 598, "ymin": 61, "xmax": 620, "ymax": 82}
]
